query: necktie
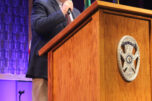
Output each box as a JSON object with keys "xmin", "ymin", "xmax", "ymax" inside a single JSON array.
[{"xmin": 66, "ymin": 14, "xmax": 72, "ymax": 25}]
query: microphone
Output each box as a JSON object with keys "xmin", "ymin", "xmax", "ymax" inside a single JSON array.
[
  {"xmin": 67, "ymin": 8, "xmax": 71, "ymax": 15},
  {"xmin": 67, "ymin": 8, "xmax": 74, "ymax": 22},
  {"xmin": 67, "ymin": 0, "xmax": 74, "ymax": 22}
]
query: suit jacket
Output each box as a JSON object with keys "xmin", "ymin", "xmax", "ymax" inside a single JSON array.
[{"xmin": 26, "ymin": 0, "xmax": 80, "ymax": 79}]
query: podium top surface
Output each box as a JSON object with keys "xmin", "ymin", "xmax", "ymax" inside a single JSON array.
[{"xmin": 39, "ymin": 1, "xmax": 152, "ymax": 56}]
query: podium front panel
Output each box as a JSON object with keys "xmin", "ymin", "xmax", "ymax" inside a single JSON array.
[
  {"xmin": 100, "ymin": 10, "xmax": 151, "ymax": 101},
  {"xmin": 47, "ymin": 7, "xmax": 152, "ymax": 101},
  {"xmin": 49, "ymin": 11, "xmax": 101, "ymax": 101}
]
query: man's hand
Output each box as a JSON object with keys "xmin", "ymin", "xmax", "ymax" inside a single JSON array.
[{"xmin": 61, "ymin": 0, "xmax": 73, "ymax": 15}]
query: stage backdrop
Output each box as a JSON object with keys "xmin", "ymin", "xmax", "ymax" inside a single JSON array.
[{"xmin": 0, "ymin": 0, "xmax": 29, "ymax": 75}]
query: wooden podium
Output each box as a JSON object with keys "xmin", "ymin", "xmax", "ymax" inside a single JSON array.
[{"xmin": 39, "ymin": 1, "xmax": 152, "ymax": 101}]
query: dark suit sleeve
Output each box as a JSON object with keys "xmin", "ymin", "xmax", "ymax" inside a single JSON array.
[{"xmin": 31, "ymin": 2, "xmax": 66, "ymax": 36}]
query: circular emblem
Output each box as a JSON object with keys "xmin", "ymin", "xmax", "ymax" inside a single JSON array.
[{"xmin": 117, "ymin": 35, "xmax": 140, "ymax": 82}]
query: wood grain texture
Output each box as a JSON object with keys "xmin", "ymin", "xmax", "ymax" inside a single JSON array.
[
  {"xmin": 100, "ymin": 10, "xmax": 151, "ymax": 101},
  {"xmin": 39, "ymin": 1, "xmax": 152, "ymax": 56},
  {"xmin": 48, "ymin": 51, "xmax": 53, "ymax": 101},
  {"xmin": 51, "ymin": 11, "xmax": 101, "ymax": 101},
  {"xmin": 150, "ymin": 19, "xmax": 152, "ymax": 101},
  {"xmin": 45, "ymin": 2, "xmax": 152, "ymax": 101}
]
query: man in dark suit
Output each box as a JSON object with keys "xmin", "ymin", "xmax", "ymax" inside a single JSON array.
[{"xmin": 26, "ymin": 0, "xmax": 80, "ymax": 100}]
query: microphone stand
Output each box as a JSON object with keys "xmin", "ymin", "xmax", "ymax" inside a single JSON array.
[{"xmin": 19, "ymin": 90, "xmax": 25, "ymax": 101}]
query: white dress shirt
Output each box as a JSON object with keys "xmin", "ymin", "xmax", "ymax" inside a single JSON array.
[{"xmin": 56, "ymin": 0, "xmax": 63, "ymax": 9}]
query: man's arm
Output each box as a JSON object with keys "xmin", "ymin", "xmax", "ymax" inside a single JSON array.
[
  {"xmin": 31, "ymin": 2, "xmax": 66, "ymax": 36},
  {"xmin": 31, "ymin": 0, "xmax": 74, "ymax": 36}
]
